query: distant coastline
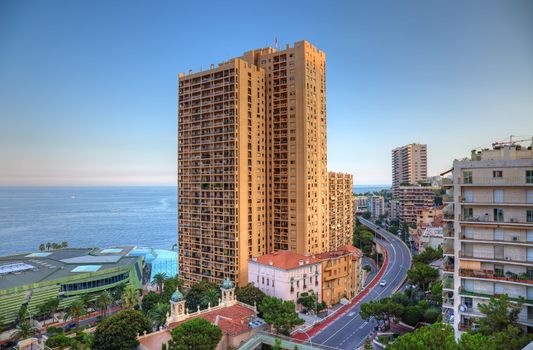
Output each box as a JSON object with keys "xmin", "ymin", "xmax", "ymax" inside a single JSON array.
[{"xmin": 353, "ymin": 184, "xmax": 390, "ymax": 194}]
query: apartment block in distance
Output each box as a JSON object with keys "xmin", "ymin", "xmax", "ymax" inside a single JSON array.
[
  {"xmin": 392, "ymin": 143, "xmax": 428, "ymax": 195},
  {"xmin": 368, "ymin": 195, "xmax": 385, "ymax": 219},
  {"xmin": 355, "ymin": 195, "xmax": 368, "ymax": 214},
  {"xmin": 440, "ymin": 140, "xmax": 533, "ymax": 333},
  {"xmin": 178, "ymin": 41, "xmax": 329, "ymax": 287},
  {"xmin": 397, "ymin": 185, "xmax": 435, "ymax": 225},
  {"xmin": 329, "ymin": 172, "xmax": 354, "ymax": 251}
]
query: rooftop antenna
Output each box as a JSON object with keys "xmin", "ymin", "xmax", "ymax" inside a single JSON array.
[{"xmin": 274, "ymin": 37, "xmax": 280, "ymax": 51}]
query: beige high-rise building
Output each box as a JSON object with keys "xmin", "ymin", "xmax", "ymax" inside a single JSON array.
[
  {"xmin": 241, "ymin": 41, "xmax": 329, "ymax": 255},
  {"xmin": 329, "ymin": 172, "xmax": 354, "ymax": 251},
  {"xmin": 397, "ymin": 185, "xmax": 435, "ymax": 225},
  {"xmin": 178, "ymin": 41, "xmax": 329, "ymax": 287},
  {"xmin": 441, "ymin": 142, "xmax": 533, "ymax": 333},
  {"xmin": 392, "ymin": 143, "xmax": 428, "ymax": 195}
]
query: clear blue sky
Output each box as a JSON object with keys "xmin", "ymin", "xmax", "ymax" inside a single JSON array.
[{"xmin": 1, "ymin": 0, "xmax": 532, "ymax": 186}]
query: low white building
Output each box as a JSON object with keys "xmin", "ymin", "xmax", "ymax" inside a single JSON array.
[
  {"xmin": 248, "ymin": 251, "xmax": 322, "ymax": 308},
  {"xmin": 419, "ymin": 227, "xmax": 444, "ymax": 251}
]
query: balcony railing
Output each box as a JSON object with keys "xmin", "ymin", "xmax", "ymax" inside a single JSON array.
[
  {"xmin": 458, "ymin": 176, "xmax": 533, "ymax": 185},
  {"xmin": 460, "ymin": 268, "xmax": 533, "ymax": 285},
  {"xmin": 458, "ymin": 287, "xmax": 533, "ymax": 304},
  {"xmin": 460, "ymin": 215, "xmax": 532, "ymax": 225},
  {"xmin": 443, "ymin": 278, "xmax": 454, "ymax": 289},
  {"xmin": 459, "ymin": 251, "xmax": 532, "ymax": 264}
]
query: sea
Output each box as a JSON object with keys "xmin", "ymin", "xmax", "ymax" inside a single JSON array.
[
  {"xmin": 0, "ymin": 184, "xmax": 390, "ymax": 256},
  {"xmin": 353, "ymin": 184, "xmax": 391, "ymax": 194},
  {"xmin": 0, "ymin": 186, "xmax": 178, "ymax": 256}
]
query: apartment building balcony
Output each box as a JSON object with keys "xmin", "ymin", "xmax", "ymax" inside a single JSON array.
[
  {"xmin": 460, "ymin": 234, "xmax": 533, "ymax": 247},
  {"xmin": 459, "ymin": 251, "xmax": 533, "ymax": 266},
  {"xmin": 442, "ymin": 178, "xmax": 454, "ymax": 187},
  {"xmin": 443, "ymin": 298, "xmax": 454, "ymax": 309},
  {"xmin": 460, "ymin": 215, "xmax": 533, "ymax": 226},
  {"xmin": 459, "ymin": 268, "xmax": 533, "ymax": 286},
  {"xmin": 443, "ymin": 276, "xmax": 454, "ymax": 290},
  {"xmin": 443, "ymin": 242, "xmax": 455, "ymax": 256},
  {"xmin": 443, "ymin": 263, "xmax": 455, "ymax": 273},
  {"xmin": 458, "ymin": 288, "xmax": 533, "ymax": 305},
  {"xmin": 458, "ymin": 176, "xmax": 533, "ymax": 186}
]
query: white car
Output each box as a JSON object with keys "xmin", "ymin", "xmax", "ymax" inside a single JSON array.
[{"xmin": 379, "ymin": 280, "xmax": 387, "ymax": 287}]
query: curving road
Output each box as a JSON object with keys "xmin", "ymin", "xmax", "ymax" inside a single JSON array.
[{"xmin": 310, "ymin": 217, "xmax": 412, "ymax": 349}]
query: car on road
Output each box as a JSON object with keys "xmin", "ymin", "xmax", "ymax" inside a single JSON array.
[
  {"xmin": 64, "ymin": 322, "xmax": 77, "ymax": 332},
  {"xmin": 379, "ymin": 280, "xmax": 387, "ymax": 287}
]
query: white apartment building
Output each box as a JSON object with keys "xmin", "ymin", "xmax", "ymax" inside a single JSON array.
[{"xmin": 441, "ymin": 142, "xmax": 533, "ymax": 333}]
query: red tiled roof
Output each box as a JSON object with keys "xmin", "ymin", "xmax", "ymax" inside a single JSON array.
[
  {"xmin": 252, "ymin": 250, "xmax": 321, "ymax": 270},
  {"xmin": 169, "ymin": 303, "xmax": 256, "ymax": 336}
]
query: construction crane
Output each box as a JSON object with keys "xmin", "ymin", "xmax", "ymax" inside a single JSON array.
[{"xmin": 491, "ymin": 135, "xmax": 533, "ymax": 149}]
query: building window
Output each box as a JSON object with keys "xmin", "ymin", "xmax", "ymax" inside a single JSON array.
[
  {"xmin": 493, "ymin": 208, "xmax": 504, "ymax": 222},
  {"xmin": 493, "ymin": 170, "xmax": 503, "ymax": 178},
  {"xmin": 494, "ymin": 264, "xmax": 504, "ymax": 277},
  {"xmin": 463, "ymin": 171, "xmax": 473, "ymax": 184},
  {"xmin": 528, "ymin": 210, "xmax": 533, "ymax": 223},
  {"xmin": 527, "ymin": 170, "xmax": 533, "ymax": 184}
]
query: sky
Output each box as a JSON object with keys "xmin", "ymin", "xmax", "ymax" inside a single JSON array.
[{"xmin": 0, "ymin": 0, "xmax": 532, "ymax": 186}]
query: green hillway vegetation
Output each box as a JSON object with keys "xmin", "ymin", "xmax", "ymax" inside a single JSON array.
[{"xmin": 42, "ymin": 273, "xmax": 305, "ymax": 350}]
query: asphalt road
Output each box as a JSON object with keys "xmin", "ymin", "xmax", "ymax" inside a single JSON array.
[{"xmin": 310, "ymin": 217, "xmax": 412, "ymax": 349}]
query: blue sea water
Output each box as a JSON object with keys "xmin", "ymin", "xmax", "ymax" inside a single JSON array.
[
  {"xmin": 0, "ymin": 186, "xmax": 178, "ymax": 256},
  {"xmin": 353, "ymin": 185, "xmax": 391, "ymax": 194}
]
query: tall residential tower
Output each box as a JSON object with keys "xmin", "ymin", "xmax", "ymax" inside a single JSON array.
[
  {"xmin": 178, "ymin": 41, "xmax": 329, "ymax": 286},
  {"xmin": 392, "ymin": 143, "xmax": 428, "ymax": 195}
]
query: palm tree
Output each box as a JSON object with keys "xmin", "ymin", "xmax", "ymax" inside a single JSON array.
[
  {"xmin": 200, "ymin": 288, "xmax": 220, "ymax": 308},
  {"xmin": 61, "ymin": 241, "xmax": 68, "ymax": 248},
  {"xmin": 151, "ymin": 272, "xmax": 167, "ymax": 292},
  {"xmin": 46, "ymin": 242, "xmax": 51, "ymax": 251},
  {"xmin": 95, "ymin": 291, "xmax": 113, "ymax": 318},
  {"xmin": 11, "ymin": 320, "xmax": 37, "ymax": 342},
  {"xmin": 38, "ymin": 244, "xmax": 46, "ymax": 252},
  {"xmin": 65, "ymin": 300, "xmax": 85, "ymax": 331},
  {"xmin": 147, "ymin": 303, "xmax": 170, "ymax": 329},
  {"xmin": 122, "ymin": 285, "xmax": 140, "ymax": 310},
  {"xmin": 112, "ymin": 283, "xmax": 126, "ymax": 303}
]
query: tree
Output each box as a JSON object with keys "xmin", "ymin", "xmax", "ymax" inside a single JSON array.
[
  {"xmin": 477, "ymin": 294, "xmax": 521, "ymax": 335},
  {"xmin": 11, "ymin": 320, "xmax": 37, "ymax": 342},
  {"xmin": 185, "ymin": 280, "xmax": 219, "ymax": 312},
  {"xmin": 65, "ymin": 300, "xmax": 85, "ymax": 331},
  {"xmin": 363, "ymin": 264, "xmax": 372, "ymax": 273},
  {"xmin": 46, "ymin": 333, "xmax": 72, "ymax": 349},
  {"xmin": 388, "ymin": 322, "xmax": 457, "ymax": 350},
  {"xmin": 46, "ymin": 242, "xmax": 51, "ymax": 250},
  {"xmin": 93, "ymin": 310, "xmax": 151, "ymax": 350},
  {"xmin": 96, "ymin": 291, "xmax": 113, "ymax": 318},
  {"xmin": 152, "ymin": 272, "xmax": 167, "ymax": 292},
  {"xmin": 492, "ymin": 324, "xmax": 533, "ymax": 350},
  {"xmin": 168, "ymin": 318, "xmax": 222, "ymax": 350},
  {"xmin": 39, "ymin": 243, "xmax": 46, "ymax": 252},
  {"xmin": 122, "ymin": 285, "xmax": 141, "ymax": 310},
  {"xmin": 363, "ymin": 337, "xmax": 374, "ymax": 350},
  {"xmin": 412, "ymin": 247, "xmax": 443, "ymax": 265},
  {"xmin": 200, "ymin": 287, "xmax": 220, "ymax": 308},
  {"xmin": 38, "ymin": 298, "xmax": 59, "ymax": 324},
  {"xmin": 407, "ymin": 264, "xmax": 439, "ymax": 291},
  {"xmin": 360, "ymin": 298, "xmax": 404, "ymax": 330},
  {"xmin": 112, "ymin": 283, "xmax": 126, "ymax": 303},
  {"xmin": 259, "ymin": 296, "xmax": 304, "ymax": 335},
  {"xmin": 272, "ymin": 338, "xmax": 283, "ymax": 350},
  {"xmin": 147, "ymin": 302, "xmax": 170, "ymax": 330},
  {"xmin": 458, "ymin": 332, "xmax": 496, "ymax": 350},
  {"xmin": 61, "ymin": 241, "xmax": 68, "ymax": 248},
  {"xmin": 235, "ymin": 283, "xmax": 266, "ymax": 307},
  {"xmin": 429, "ymin": 281, "xmax": 443, "ymax": 306},
  {"xmin": 362, "ymin": 211, "xmax": 371, "ymax": 219},
  {"xmin": 142, "ymin": 291, "xmax": 161, "ymax": 314},
  {"xmin": 423, "ymin": 307, "xmax": 441, "ymax": 324},
  {"xmin": 297, "ymin": 291, "xmax": 321, "ymax": 313},
  {"xmin": 402, "ymin": 305, "xmax": 424, "ymax": 326}
]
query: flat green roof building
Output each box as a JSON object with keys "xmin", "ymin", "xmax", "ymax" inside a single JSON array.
[{"xmin": 0, "ymin": 247, "xmax": 142, "ymax": 326}]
